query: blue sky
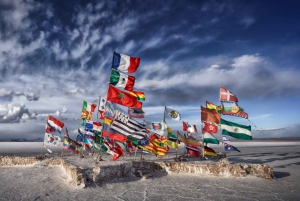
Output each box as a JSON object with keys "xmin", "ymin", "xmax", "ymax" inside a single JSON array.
[{"xmin": 0, "ymin": 0, "xmax": 300, "ymax": 140}]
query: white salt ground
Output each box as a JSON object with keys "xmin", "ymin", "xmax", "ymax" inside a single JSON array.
[{"xmin": 1, "ymin": 141, "xmax": 300, "ymax": 200}]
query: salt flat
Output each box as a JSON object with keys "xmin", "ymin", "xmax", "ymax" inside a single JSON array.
[{"xmin": 1, "ymin": 141, "xmax": 300, "ymax": 200}]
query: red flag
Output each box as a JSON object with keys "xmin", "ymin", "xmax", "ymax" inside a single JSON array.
[
  {"xmin": 99, "ymin": 110, "xmax": 105, "ymax": 120},
  {"xmin": 183, "ymin": 121, "xmax": 188, "ymax": 131},
  {"xmin": 202, "ymin": 121, "xmax": 218, "ymax": 134},
  {"xmin": 201, "ymin": 106, "xmax": 220, "ymax": 124},
  {"xmin": 220, "ymin": 87, "xmax": 238, "ymax": 102},
  {"xmin": 106, "ymin": 85, "xmax": 142, "ymax": 108},
  {"xmin": 102, "ymin": 130, "xmax": 127, "ymax": 142}
]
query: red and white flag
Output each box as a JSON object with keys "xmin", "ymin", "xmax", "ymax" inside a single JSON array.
[
  {"xmin": 45, "ymin": 115, "xmax": 64, "ymax": 134},
  {"xmin": 220, "ymin": 87, "xmax": 238, "ymax": 102},
  {"xmin": 202, "ymin": 121, "xmax": 218, "ymax": 134}
]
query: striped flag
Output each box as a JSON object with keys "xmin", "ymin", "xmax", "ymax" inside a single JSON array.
[{"xmin": 110, "ymin": 111, "xmax": 146, "ymax": 139}]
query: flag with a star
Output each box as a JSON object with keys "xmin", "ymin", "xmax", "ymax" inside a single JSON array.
[
  {"xmin": 224, "ymin": 142, "xmax": 241, "ymax": 152},
  {"xmin": 106, "ymin": 85, "xmax": 142, "ymax": 108}
]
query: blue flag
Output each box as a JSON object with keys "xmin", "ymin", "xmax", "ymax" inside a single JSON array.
[{"xmin": 224, "ymin": 143, "xmax": 240, "ymax": 152}]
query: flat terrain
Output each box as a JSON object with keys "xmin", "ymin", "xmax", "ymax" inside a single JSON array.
[{"xmin": 1, "ymin": 142, "xmax": 300, "ymax": 200}]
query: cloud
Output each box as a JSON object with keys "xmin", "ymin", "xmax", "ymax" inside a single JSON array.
[{"xmin": 0, "ymin": 103, "xmax": 36, "ymax": 123}]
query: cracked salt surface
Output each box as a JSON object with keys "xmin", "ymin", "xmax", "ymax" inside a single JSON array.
[{"xmin": 1, "ymin": 141, "xmax": 300, "ymax": 200}]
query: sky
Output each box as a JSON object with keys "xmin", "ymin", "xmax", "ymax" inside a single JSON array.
[{"xmin": 0, "ymin": 0, "xmax": 300, "ymax": 140}]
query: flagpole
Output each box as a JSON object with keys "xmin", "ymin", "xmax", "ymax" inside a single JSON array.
[
  {"xmin": 219, "ymin": 86, "xmax": 225, "ymax": 157},
  {"xmin": 175, "ymin": 131, "xmax": 178, "ymax": 159}
]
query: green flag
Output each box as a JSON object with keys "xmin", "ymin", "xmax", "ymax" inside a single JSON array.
[{"xmin": 221, "ymin": 118, "xmax": 252, "ymax": 140}]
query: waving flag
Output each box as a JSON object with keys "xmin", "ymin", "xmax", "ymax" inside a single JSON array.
[
  {"xmin": 62, "ymin": 137, "xmax": 76, "ymax": 152},
  {"xmin": 43, "ymin": 133, "xmax": 61, "ymax": 153},
  {"xmin": 183, "ymin": 121, "xmax": 198, "ymax": 133},
  {"xmin": 220, "ymin": 87, "xmax": 238, "ymax": 102},
  {"xmin": 203, "ymin": 132, "xmax": 220, "ymax": 144},
  {"xmin": 46, "ymin": 115, "xmax": 64, "ymax": 134},
  {"xmin": 129, "ymin": 90, "xmax": 145, "ymax": 101},
  {"xmin": 112, "ymin": 52, "xmax": 140, "ymax": 74},
  {"xmin": 222, "ymin": 136, "xmax": 230, "ymax": 142},
  {"xmin": 145, "ymin": 120, "xmax": 168, "ymax": 136},
  {"xmin": 221, "ymin": 101, "xmax": 248, "ymax": 119},
  {"xmin": 204, "ymin": 146, "xmax": 217, "ymax": 156},
  {"xmin": 82, "ymin": 101, "xmax": 97, "ymax": 112},
  {"xmin": 202, "ymin": 121, "xmax": 218, "ymax": 134},
  {"xmin": 206, "ymin": 101, "xmax": 222, "ymax": 112},
  {"xmin": 85, "ymin": 120, "xmax": 102, "ymax": 132},
  {"xmin": 224, "ymin": 143, "xmax": 241, "ymax": 152},
  {"xmin": 164, "ymin": 107, "xmax": 181, "ymax": 121},
  {"xmin": 128, "ymin": 107, "xmax": 145, "ymax": 118},
  {"xmin": 221, "ymin": 118, "xmax": 252, "ymax": 140},
  {"xmin": 201, "ymin": 106, "xmax": 220, "ymax": 124},
  {"xmin": 109, "ymin": 69, "xmax": 135, "ymax": 91},
  {"xmin": 107, "ymin": 85, "xmax": 142, "ymax": 108},
  {"xmin": 186, "ymin": 145, "xmax": 200, "ymax": 157},
  {"xmin": 98, "ymin": 97, "xmax": 106, "ymax": 120}
]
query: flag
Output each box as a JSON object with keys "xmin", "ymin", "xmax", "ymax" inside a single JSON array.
[
  {"xmin": 204, "ymin": 146, "xmax": 217, "ymax": 156},
  {"xmin": 203, "ymin": 132, "xmax": 220, "ymax": 144},
  {"xmin": 201, "ymin": 106, "xmax": 220, "ymax": 124},
  {"xmin": 82, "ymin": 100, "xmax": 97, "ymax": 112},
  {"xmin": 85, "ymin": 120, "xmax": 102, "ymax": 132},
  {"xmin": 220, "ymin": 87, "xmax": 238, "ymax": 102},
  {"xmin": 110, "ymin": 110, "xmax": 146, "ymax": 139},
  {"xmin": 104, "ymin": 100, "xmax": 128, "ymax": 119},
  {"xmin": 183, "ymin": 121, "xmax": 198, "ymax": 133},
  {"xmin": 186, "ymin": 145, "xmax": 200, "ymax": 157},
  {"xmin": 103, "ymin": 142, "xmax": 123, "ymax": 161},
  {"xmin": 178, "ymin": 131, "xmax": 202, "ymax": 146},
  {"xmin": 112, "ymin": 51, "xmax": 140, "ymax": 74},
  {"xmin": 161, "ymin": 138, "xmax": 179, "ymax": 149},
  {"xmin": 202, "ymin": 121, "xmax": 218, "ymax": 134},
  {"xmin": 128, "ymin": 90, "xmax": 145, "ymax": 101},
  {"xmin": 102, "ymin": 128, "xmax": 127, "ymax": 142},
  {"xmin": 127, "ymin": 136, "xmax": 149, "ymax": 146},
  {"xmin": 222, "ymin": 136, "xmax": 230, "ymax": 142},
  {"xmin": 206, "ymin": 101, "xmax": 222, "ymax": 112},
  {"xmin": 224, "ymin": 142, "xmax": 241, "ymax": 152},
  {"xmin": 81, "ymin": 110, "xmax": 92, "ymax": 120},
  {"xmin": 62, "ymin": 137, "xmax": 76, "ymax": 152},
  {"xmin": 167, "ymin": 126, "xmax": 177, "ymax": 142},
  {"xmin": 98, "ymin": 97, "xmax": 106, "ymax": 120},
  {"xmin": 46, "ymin": 115, "xmax": 64, "ymax": 134},
  {"xmin": 164, "ymin": 107, "xmax": 181, "ymax": 121},
  {"xmin": 107, "ymin": 85, "xmax": 142, "ymax": 108},
  {"xmin": 103, "ymin": 117, "xmax": 113, "ymax": 126},
  {"xmin": 44, "ymin": 133, "xmax": 61, "ymax": 146},
  {"xmin": 220, "ymin": 101, "xmax": 248, "ymax": 119},
  {"xmin": 109, "ymin": 69, "xmax": 135, "ymax": 91},
  {"xmin": 221, "ymin": 118, "xmax": 252, "ymax": 140},
  {"xmin": 144, "ymin": 120, "xmax": 168, "ymax": 136},
  {"xmin": 128, "ymin": 107, "xmax": 145, "ymax": 118}
]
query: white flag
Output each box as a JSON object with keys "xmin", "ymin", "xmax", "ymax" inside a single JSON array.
[
  {"xmin": 164, "ymin": 107, "xmax": 181, "ymax": 121},
  {"xmin": 44, "ymin": 133, "xmax": 61, "ymax": 146}
]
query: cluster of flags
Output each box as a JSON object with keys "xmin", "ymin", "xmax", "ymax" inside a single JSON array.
[{"xmin": 41, "ymin": 52, "xmax": 252, "ymax": 160}]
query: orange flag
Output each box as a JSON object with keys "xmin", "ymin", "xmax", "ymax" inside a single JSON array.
[{"xmin": 201, "ymin": 106, "xmax": 220, "ymax": 124}]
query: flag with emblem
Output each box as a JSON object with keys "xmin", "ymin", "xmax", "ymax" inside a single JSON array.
[
  {"xmin": 221, "ymin": 118, "xmax": 252, "ymax": 140},
  {"xmin": 220, "ymin": 87, "xmax": 238, "ymax": 102},
  {"xmin": 144, "ymin": 120, "xmax": 168, "ymax": 136},
  {"xmin": 202, "ymin": 121, "xmax": 218, "ymax": 133},
  {"xmin": 106, "ymin": 85, "xmax": 142, "ymax": 108},
  {"xmin": 43, "ymin": 133, "xmax": 61, "ymax": 153},
  {"xmin": 109, "ymin": 69, "xmax": 135, "ymax": 91},
  {"xmin": 98, "ymin": 97, "xmax": 106, "ymax": 120},
  {"xmin": 220, "ymin": 101, "xmax": 248, "ymax": 119},
  {"xmin": 164, "ymin": 107, "xmax": 181, "ymax": 121}
]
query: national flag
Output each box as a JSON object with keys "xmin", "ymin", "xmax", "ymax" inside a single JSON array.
[
  {"xmin": 109, "ymin": 69, "xmax": 135, "ymax": 91},
  {"xmin": 222, "ymin": 136, "xmax": 230, "ymax": 142},
  {"xmin": 204, "ymin": 146, "xmax": 217, "ymax": 156},
  {"xmin": 98, "ymin": 97, "xmax": 106, "ymax": 120},
  {"xmin": 102, "ymin": 129, "xmax": 127, "ymax": 142},
  {"xmin": 206, "ymin": 101, "xmax": 222, "ymax": 112},
  {"xmin": 85, "ymin": 130, "xmax": 95, "ymax": 140},
  {"xmin": 183, "ymin": 121, "xmax": 198, "ymax": 134},
  {"xmin": 44, "ymin": 133, "xmax": 61, "ymax": 146},
  {"xmin": 62, "ymin": 137, "xmax": 76, "ymax": 152},
  {"xmin": 177, "ymin": 131, "xmax": 202, "ymax": 146},
  {"xmin": 221, "ymin": 118, "xmax": 252, "ymax": 140},
  {"xmin": 81, "ymin": 110, "xmax": 92, "ymax": 120},
  {"xmin": 82, "ymin": 100, "xmax": 97, "ymax": 112},
  {"xmin": 161, "ymin": 138, "xmax": 179, "ymax": 149},
  {"xmin": 224, "ymin": 142, "xmax": 241, "ymax": 152},
  {"xmin": 186, "ymin": 145, "xmax": 200, "ymax": 157},
  {"xmin": 167, "ymin": 126, "xmax": 177, "ymax": 142},
  {"xmin": 220, "ymin": 87, "xmax": 238, "ymax": 102},
  {"xmin": 128, "ymin": 90, "xmax": 145, "ymax": 101},
  {"xmin": 164, "ymin": 107, "xmax": 181, "ymax": 121},
  {"xmin": 103, "ymin": 142, "xmax": 123, "ymax": 161},
  {"xmin": 103, "ymin": 117, "xmax": 113, "ymax": 126},
  {"xmin": 203, "ymin": 132, "xmax": 220, "ymax": 144},
  {"xmin": 128, "ymin": 107, "xmax": 145, "ymax": 118},
  {"xmin": 110, "ymin": 111, "xmax": 146, "ymax": 139},
  {"xmin": 112, "ymin": 52, "xmax": 140, "ymax": 74},
  {"xmin": 144, "ymin": 120, "xmax": 168, "ymax": 136},
  {"xmin": 202, "ymin": 121, "xmax": 218, "ymax": 134},
  {"xmin": 201, "ymin": 106, "xmax": 220, "ymax": 124},
  {"xmin": 45, "ymin": 115, "xmax": 64, "ymax": 134},
  {"xmin": 104, "ymin": 100, "xmax": 129, "ymax": 119},
  {"xmin": 85, "ymin": 120, "xmax": 102, "ymax": 132},
  {"xmin": 220, "ymin": 101, "xmax": 248, "ymax": 119},
  {"xmin": 127, "ymin": 136, "xmax": 149, "ymax": 146},
  {"xmin": 84, "ymin": 135, "xmax": 94, "ymax": 151},
  {"xmin": 106, "ymin": 85, "xmax": 142, "ymax": 108}
]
